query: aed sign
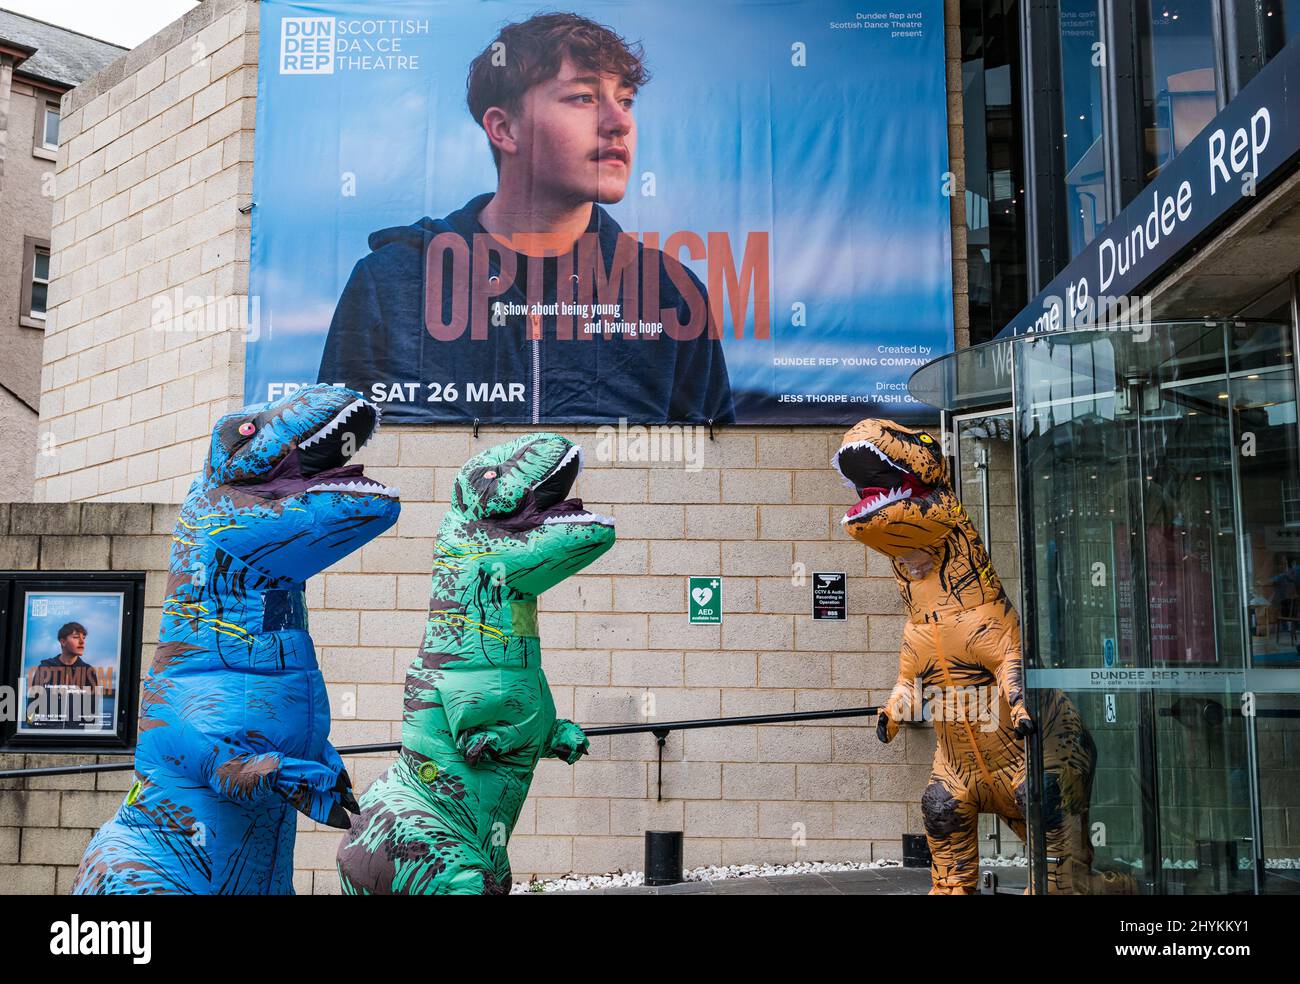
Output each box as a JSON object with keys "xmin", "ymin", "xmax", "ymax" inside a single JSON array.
[{"xmin": 688, "ymin": 576, "xmax": 722, "ymax": 625}]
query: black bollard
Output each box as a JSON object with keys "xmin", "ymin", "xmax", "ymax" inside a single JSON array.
[
  {"xmin": 902, "ymin": 833, "xmax": 932, "ymax": 868},
  {"xmin": 644, "ymin": 830, "xmax": 684, "ymax": 886}
]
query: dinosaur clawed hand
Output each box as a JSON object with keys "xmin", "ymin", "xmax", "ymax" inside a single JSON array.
[
  {"xmin": 1012, "ymin": 707, "xmax": 1037, "ymax": 738},
  {"xmin": 876, "ymin": 709, "xmax": 899, "ymax": 744},
  {"xmin": 270, "ymin": 745, "xmax": 360, "ymax": 829},
  {"xmin": 141, "ymin": 703, "xmax": 359, "ymax": 828},
  {"xmin": 209, "ymin": 743, "xmax": 359, "ymax": 829},
  {"xmin": 459, "ymin": 731, "xmax": 503, "ymax": 767},
  {"xmin": 548, "ymin": 719, "xmax": 590, "ymax": 765}
]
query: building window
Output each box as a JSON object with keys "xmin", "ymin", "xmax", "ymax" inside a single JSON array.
[
  {"xmin": 20, "ymin": 238, "xmax": 50, "ymax": 329},
  {"xmin": 1138, "ymin": 0, "xmax": 1220, "ymax": 181},
  {"xmin": 33, "ymin": 97, "xmax": 60, "ymax": 160},
  {"xmin": 1284, "ymin": 477, "xmax": 1300, "ymax": 527},
  {"xmin": 1286, "ymin": 0, "xmax": 1300, "ymax": 38},
  {"xmin": 43, "ymin": 104, "xmax": 59, "ymax": 149},
  {"xmin": 1229, "ymin": 1, "xmax": 1291, "ymax": 89},
  {"xmin": 961, "ymin": 0, "xmax": 1028, "ymax": 345},
  {"xmin": 1059, "ymin": 0, "xmax": 1110, "ymax": 257}
]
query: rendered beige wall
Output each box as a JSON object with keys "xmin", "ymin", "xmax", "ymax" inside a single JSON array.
[{"xmin": 0, "ymin": 66, "xmax": 59, "ymax": 502}]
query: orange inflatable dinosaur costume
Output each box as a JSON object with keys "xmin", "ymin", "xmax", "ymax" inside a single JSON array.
[{"xmin": 833, "ymin": 418, "xmax": 1130, "ymax": 895}]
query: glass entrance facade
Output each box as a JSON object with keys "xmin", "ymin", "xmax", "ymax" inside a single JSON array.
[{"xmin": 914, "ymin": 319, "xmax": 1300, "ymax": 894}]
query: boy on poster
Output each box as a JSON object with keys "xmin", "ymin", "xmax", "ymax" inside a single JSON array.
[
  {"xmin": 317, "ymin": 11, "xmax": 735, "ymax": 424},
  {"xmin": 19, "ymin": 595, "xmax": 121, "ymax": 734}
]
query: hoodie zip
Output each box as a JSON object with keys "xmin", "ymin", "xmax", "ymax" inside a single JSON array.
[{"xmin": 529, "ymin": 313, "xmax": 541, "ymax": 424}]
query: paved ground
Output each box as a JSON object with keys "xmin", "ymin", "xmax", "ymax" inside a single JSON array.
[{"xmin": 525, "ymin": 865, "xmax": 1030, "ymax": 895}]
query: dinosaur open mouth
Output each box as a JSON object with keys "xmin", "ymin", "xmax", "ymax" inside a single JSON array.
[
  {"xmin": 532, "ymin": 445, "xmax": 583, "ymax": 510},
  {"xmin": 238, "ymin": 397, "xmax": 399, "ymax": 500},
  {"xmin": 300, "ymin": 399, "xmax": 376, "ymax": 475},
  {"xmin": 299, "ymin": 399, "xmax": 399, "ymax": 498},
  {"xmin": 833, "ymin": 440, "xmax": 932, "ymax": 524},
  {"xmin": 495, "ymin": 444, "xmax": 614, "ymax": 530},
  {"xmin": 532, "ymin": 445, "xmax": 614, "ymax": 527}
]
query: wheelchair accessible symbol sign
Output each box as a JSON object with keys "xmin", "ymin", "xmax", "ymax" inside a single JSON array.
[{"xmin": 688, "ymin": 576, "xmax": 722, "ymax": 624}]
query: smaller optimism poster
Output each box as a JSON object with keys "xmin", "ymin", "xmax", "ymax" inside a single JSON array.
[{"xmin": 17, "ymin": 591, "xmax": 124, "ymax": 736}]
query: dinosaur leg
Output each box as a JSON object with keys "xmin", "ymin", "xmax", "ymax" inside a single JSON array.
[
  {"xmin": 1008, "ymin": 726, "xmax": 1136, "ymax": 894},
  {"xmin": 921, "ymin": 760, "xmax": 981, "ymax": 895},
  {"xmin": 1039, "ymin": 770, "xmax": 1137, "ymax": 895},
  {"xmin": 337, "ymin": 758, "xmax": 507, "ymax": 896}
]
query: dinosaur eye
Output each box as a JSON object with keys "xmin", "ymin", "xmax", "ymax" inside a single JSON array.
[
  {"xmin": 238, "ymin": 422, "xmax": 256, "ymax": 437},
  {"xmin": 919, "ymin": 434, "xmax": 933, "ymax": 444},
  {"xmin": 483, "ymin": 470, "xmax": 497, "ymax": 479}
]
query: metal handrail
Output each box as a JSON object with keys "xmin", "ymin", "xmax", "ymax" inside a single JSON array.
[{"xmin": 0, "ymin": 705, "xmax": 879, "ymax": 799}]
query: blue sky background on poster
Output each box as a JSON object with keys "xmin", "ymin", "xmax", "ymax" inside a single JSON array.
[
  {"xmin": 248, "ymin": 0, "xmax": 954, "ymax": 418},
  {"xmin": 20, "ymin": 592, "xmax": 124, "ymax": 672}
]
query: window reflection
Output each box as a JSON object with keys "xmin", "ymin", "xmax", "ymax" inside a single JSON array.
[
  {"xmin": 1060, "ymin": 0, "xmax": 1109, "ymax": 256},
  {"xmin": 1139, "ymin": 0, "xmax": 1219, "ymax": 180}
]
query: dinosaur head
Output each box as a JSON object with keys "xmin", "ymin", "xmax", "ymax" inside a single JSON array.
[
  {"xmin": 191, "ymin": 384, "xmax": 400, "ymax": 582},
  {"xmin": 444, "ymin": 433, "xmax": 615, "ymax": 597},
  {"xmin": 205, "ymin": 384, "xmax": 393, "ymax": 497},
  {"xmin": 833, "ymin": 417, "xmax": 960, "ymax": 555}
]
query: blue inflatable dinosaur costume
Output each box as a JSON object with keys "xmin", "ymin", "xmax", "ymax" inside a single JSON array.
[{"xmin": 72, "ymin": 385, "xmax": 400, "ymax": 894}]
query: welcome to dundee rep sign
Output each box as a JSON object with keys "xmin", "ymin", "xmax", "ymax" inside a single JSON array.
[
  {"xmin": 1000, "ymin": 36, "xmax": 1300, "ymax": 337},
  {"xmin": 247, "ymin": 0, "xmax": 954, "ymax": 425}
]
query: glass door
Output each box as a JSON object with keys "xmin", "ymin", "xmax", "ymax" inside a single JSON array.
[
  {"xmin": 1016, "ymin": 320, "xmax": 1300, "ymax": 894},
  {"xmin": 953, "ymin": 410, "xmax": 1024, "ymax": 865},
  {"xmin": 1016, "ymin": 333, "xmax": 1154, "ymax": 892},
  {"xmin": 1135, "ymin": 338, "xmax": 1257, "ymax": 894}
]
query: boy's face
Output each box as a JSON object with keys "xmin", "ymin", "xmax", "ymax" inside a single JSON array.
[
  {"xmin": 512, "ymin": 54, "xmax": 636, "ymax": 206},
  {"xmin": 61, "ymin": 630, "xmax": 86, "ymax": 659}
]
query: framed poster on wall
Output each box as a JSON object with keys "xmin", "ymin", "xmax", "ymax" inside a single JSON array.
[{"xmin": 0, "ymin": 573, "xmax": 146, "ymax": 752}]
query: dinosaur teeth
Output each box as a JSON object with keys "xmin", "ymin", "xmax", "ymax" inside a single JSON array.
[
  {"xmin": 300, "ymin": 399, "xmax": 367, "ymax": 451},
  {"xmin": 306, "ymin": 478, "xmax": 400, "ymax": 498},
  {"xmin": 542, "ymin": 511, "xmax": 614, "ymax": 526},
  {"xmin": 831, "ymin": 440, "xmax": 907, "ymax": 475},
  {"xmin": 360, "ymin": 403, "xmax": 383, "ymax": 451},
  {"xmin": 831, "ymin": 440, "xmax": 910, "ymax": 495},
  {"xmin": 841, "ymin": 485, "xmax": 912, "ymax": 524},
  {"xmin": 542, "ymin": 444, "xmax": 583, "ymax": 481}
]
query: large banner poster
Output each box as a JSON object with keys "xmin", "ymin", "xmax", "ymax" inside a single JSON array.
[{"xmin": 248, "ymin": 0, "xmax": 954, "ymax": 425}]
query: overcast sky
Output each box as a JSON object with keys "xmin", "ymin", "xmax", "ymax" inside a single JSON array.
[{"xmin": 2, "ymin": 0, "xmax": 200, "ymax": 48}]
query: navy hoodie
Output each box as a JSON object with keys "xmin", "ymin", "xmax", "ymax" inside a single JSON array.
[{"xmin": 317, "ymin": 192, "xmax": 734, "ymax": 425}]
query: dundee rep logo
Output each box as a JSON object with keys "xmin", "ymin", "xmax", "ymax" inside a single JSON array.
[{"xmin": 280, "ymin": 17, "xmax": 334, "ymax": 74}]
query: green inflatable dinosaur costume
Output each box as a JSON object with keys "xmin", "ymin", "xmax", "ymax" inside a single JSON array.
[{"xmin": 336, "ymin": 433, "xmax": 614, "ymax": 894}]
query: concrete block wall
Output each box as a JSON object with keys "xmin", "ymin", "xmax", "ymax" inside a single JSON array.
[{"xmin": 294, "ymin": 424, "xmax": 941, "ymax": 892}]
